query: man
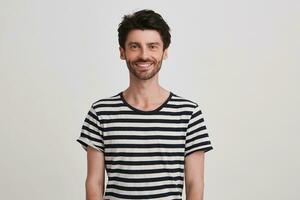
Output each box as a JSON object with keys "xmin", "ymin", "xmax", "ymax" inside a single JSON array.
[{"xmin": 77, "ymin": 9, "xmax": 213, "ymax": 200}]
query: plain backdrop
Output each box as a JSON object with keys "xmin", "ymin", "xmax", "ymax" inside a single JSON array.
[{"xmin": 1, "ymin": 0, "xmax": 299, "ymax": 199}]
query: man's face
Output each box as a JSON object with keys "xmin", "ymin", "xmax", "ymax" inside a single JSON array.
[{"xmin": 119, "ymin": 29, "xmax": 168, "ymax": 80}]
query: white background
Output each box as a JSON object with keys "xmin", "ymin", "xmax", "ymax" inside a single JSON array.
[{"xmin": 1, "ymin": 0, "xmax": 299, "ymax": 199}]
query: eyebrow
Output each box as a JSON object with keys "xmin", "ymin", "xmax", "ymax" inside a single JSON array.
[
  {"xmin": 147, "ymin": 42, "xmax": 161, "ymax": 46},
  {"xmin": 127, "ymin": 42, "xmax": 139, "ymax": 46},
  {"xmin": 127, "ymin": 42, "xmax": 161, "ymax": 46}
]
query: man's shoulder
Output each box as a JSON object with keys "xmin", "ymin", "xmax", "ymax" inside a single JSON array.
[
  {"xmin": 91, "ymin": 92, "xmax": 121, "ymax": 107},
  {"xmin": 171, "ymin": 92, "xmax": 199, "ymax": 108}
]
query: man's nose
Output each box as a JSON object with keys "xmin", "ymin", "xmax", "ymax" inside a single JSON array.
[{"xmin": 139, "ymin": 48, "xmax": 149, "ymax": 60}]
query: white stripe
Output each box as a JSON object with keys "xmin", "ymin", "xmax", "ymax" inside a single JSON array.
[
  {"xmin": 104, "ymin": 122, "xmax": 187, "ymax": 128},
  {"xmin": 106, "ymin": 164, "xmax": 184, "ymax": 171},
  {"xmin": 106, "ymin": 179, "xmax": 184, "ymax": 187},
  {"xmin": 104, "ymin": 148, "xmax": 184, "ymax": 153},
  {"xmin": 105, "ymin": 156, "xmax": 184, "ymax": 162}
]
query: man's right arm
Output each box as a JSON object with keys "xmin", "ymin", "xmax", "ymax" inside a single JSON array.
[{"xmin": 86, "ymin": 146, "xmax": 105, "ymax": 200}]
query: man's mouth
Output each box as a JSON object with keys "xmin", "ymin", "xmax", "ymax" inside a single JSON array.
[{"xmin": 134, "ymin": 62, "xmax": 153, "ymax": 68}]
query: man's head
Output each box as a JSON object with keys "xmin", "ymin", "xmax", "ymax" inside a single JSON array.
[
  {"xmin": 118, "ymin": 9, "xmax": 171, "ymax": 50},
  {"xmin": 118, "ymin": 9, "xmax": 171, "ymax": 81}
]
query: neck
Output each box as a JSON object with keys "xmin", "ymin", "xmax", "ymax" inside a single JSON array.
[{"xmin": 123, "ymin": 81, "xmax": 169, "ymax": 106}]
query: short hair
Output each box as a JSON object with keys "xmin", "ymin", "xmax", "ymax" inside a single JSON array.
[{"xmin": 118, "ymin": 9, "xmax": 171, "ymax": 50}]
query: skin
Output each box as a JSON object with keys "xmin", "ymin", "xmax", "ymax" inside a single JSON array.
[
  {"xmin": 86, "ymin": 146, "xmax": 105, "ymax": 200},
  {"xmin": 185, "ymin": 151, "xmax": 205, "ymax": 200},
  {"xmin": 86, "ymin": 29, "xmax": 205, "ymax": 200}
]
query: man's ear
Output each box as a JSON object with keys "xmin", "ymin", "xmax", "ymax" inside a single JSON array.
[
  {"xmin": 119, "ymin": 47, "xmax": 125, "ymax": 60},
  {"xmin": 163, "ymin": 48, "xmax": 168, "ymax": 59}
]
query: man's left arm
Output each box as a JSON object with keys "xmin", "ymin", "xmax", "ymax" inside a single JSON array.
[{"xmin": 184, "ymin": 151, "xmax": 205, "ymax": 200}]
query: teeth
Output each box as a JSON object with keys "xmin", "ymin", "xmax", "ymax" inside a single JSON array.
[{"xmin": 136, "ymin": 63, "xmax": 152, "ymax": 67}]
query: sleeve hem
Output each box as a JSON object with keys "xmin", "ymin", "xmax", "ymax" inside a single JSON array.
[
  {"xmin": 185, "ymin": 146, "xmax": 213, "ymax": 157},
  {"xmin": 76, "ymin": 138, "xmax": 104, "ymax": 153}
]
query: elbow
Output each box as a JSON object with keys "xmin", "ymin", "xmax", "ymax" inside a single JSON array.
[
  {"xmin": 186, "ymin": 181, "xmax": 205, "ymax": 200},
  {"xmin": 85, "ymin": 177, "xmax": 104, "ymax": 199},
  {"xmin": 186, "ymin": 179, "xmax": 205, "ymax": 190}
]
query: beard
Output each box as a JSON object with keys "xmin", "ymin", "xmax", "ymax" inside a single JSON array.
[{"xmin": 125, "ymin": 54, "xmax": 164, "ymax": 80}]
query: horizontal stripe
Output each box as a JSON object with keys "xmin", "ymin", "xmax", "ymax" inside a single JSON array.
[
  {"xmin": 105, "ymin": 160, "xmax": 184, "ymax": 165},
  {"xmin": 103, "ymin": 126, "xmax": 187, "ymax": 132},
  {"xmin": 187, "ymin": 125, "xmax": 207, "ymax": 136},
  {"xmin": 105, "ymin": 191, "xmax": 182, "ymax": 199},
  {"xmin": 106, "ymin": 168, "xmax": 184, "ymax": 174},
  {"xmin": 185, "ymin": 146, "xmax": 213, "ymax": 157},
  {"xmin": 185, "ymin": 141, "xmax": 212, "ymax": 152},
  {"xmin": 105, "ymin": 143, "xmax": 185, "ymax": 149},
  {"xmin": 104, "ymin": 135, "xmax": 185, "ymax": 140},
  {"xmin": 96, "ymin": 110, "xmax": 192, "ymax": 116},
  {"xmin": 100, "ymin": 118, "xmax": 189, "ymax": 124},
  {"xmin": 105, "ymin": 152, "xmax": 184, "ymax": 157},
  {"xmin": 108, "ymin": 176, "xmax": 184, "ymax": 183},
  {"xmin": 106, "ymin": 183, "xmax": 183, "ymax": 191},
  {"xmin": 106, "ymin": 179, "xmax": 184, "ymax": 187}
]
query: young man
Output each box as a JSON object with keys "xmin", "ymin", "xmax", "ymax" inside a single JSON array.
[{"xmin": 77, "ymin": 9, "xmax": 213, "ymax": 200}]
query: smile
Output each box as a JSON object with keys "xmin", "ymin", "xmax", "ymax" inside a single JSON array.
[{"xmin": 135, "ymin": 62, "xmax": 153, "ymax": 68}]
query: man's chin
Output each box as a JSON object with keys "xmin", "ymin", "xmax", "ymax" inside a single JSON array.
[{"xmin": 133, "ymin": 72, "xmax": 156, "ymax": 80}]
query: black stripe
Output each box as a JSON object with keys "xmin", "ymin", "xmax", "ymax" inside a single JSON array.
[
  {"xmin": 99, "ymin": 118, "xmax": 189, "ymax": 124},
  {"xmin": 103, "ymin": 126, "xmax": 186, "ymax": 132},
  {"xmin": 106, "ymin": 167, "xmax": 184, "ymax": 174},
  {"xmin": 104, "ymin": 135, "xmax": 185, "ymax": 140},
  {"xmin": 106, "ymin": 183, "xmax": 183, "ymax": 191},
  {"xmin": 83, "ymin": 118, "xmax": 100, "ymax": 130},
  {"xmin": 191, "ymin": 109, "xmax": 202, "ymax": 119},
  {"xmin": 105, "ymin": 143, "xmax": 185, "ymax": 149},
  {"xmin": 186, "ymin": 133, "xmax": 209, "ymax": 144},
  {"xmin": 94, "ymin": 103, "xmax": 195, "ymax": 109},
  {"xmin": 186, "ymin": 125, "xmax": 207, "ymax": 136},
  {"xmin": 164, "ymin": 104, "xmax": 195, "ymax": 108},
  {"xmin": 87, "ymin": 110, "xmax": 99, "ymax": 121},
  {"xmin": 94, "ymin": 103, "xmax": 125, "ymax": 108},
  {"xmin": 94, "ymin": 98, "xmax": 121, "ymax": 104},
  {"xmin": 81, "ymin": 125, "xmax": 103, "ymax": 136},
  {"xmin": 185, "ymin": 141, "xmax": 211, "ymax": 152},
  {"xmin": 187, "ymin": 118, "xmax": 204, "ymax": 129},
  {"xmin": 105, "ymin": 191, "xmax": 182, "ymax": 199},
  {"xmin": 80, "ymin": 131, "xmax": 103, "ymax": 142},
  {"xmin": 105, "ymin": 152, "xmax": 184, "ymax": 157},
  {"xmin": 185, "ymin": 146, "xmax": 213, "ymax": 157}
]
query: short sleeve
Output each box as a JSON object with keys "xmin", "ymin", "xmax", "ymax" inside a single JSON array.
[
  {"xmin": 76, "ymin": 104, "xmax": 104, "ymax": 153},
  {"xmin": 185, "ymin": 104, "xmax": 213, "ymax": 157}
]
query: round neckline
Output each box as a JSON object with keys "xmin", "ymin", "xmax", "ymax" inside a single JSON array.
[{"xmin": 120, "ymin": 91, "xmax": 173, "ymax": 114}]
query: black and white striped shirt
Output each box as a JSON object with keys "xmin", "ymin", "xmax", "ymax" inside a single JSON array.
[{"xmin": 77, "ymin": 91, "xmax": 213, "ymax": 200}]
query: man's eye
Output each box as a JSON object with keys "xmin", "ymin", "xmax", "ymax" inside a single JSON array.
[
  {"xmin": 130, "ymin": 45, "xmax": 138, "ymax": 49},
  {"xmin": 150, "ymin": 45, "xmax": 157, "ymax": 49}
]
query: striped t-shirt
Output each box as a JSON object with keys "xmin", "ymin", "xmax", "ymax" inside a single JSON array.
[{"xmin": 77, "ymin": 91, "xmax": 213, "ymax": 200}]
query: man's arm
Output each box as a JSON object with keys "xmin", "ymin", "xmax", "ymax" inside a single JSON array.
[
  {"xmin": 86, "ymin": 146, "xmax": 105, "ymax": 200},
  {"xmin": 185, "ymin": 151, "xmax": 205, "ymax": 200}
]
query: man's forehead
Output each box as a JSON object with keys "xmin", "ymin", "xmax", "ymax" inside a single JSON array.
[{"xmin": 125, "ymin": 29, "xmax": 163, "ymax": 44}]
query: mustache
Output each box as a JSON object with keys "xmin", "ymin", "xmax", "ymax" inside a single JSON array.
[{"xmin": 133, "ymin": 59, "xmax": 154, "ymax": 63}]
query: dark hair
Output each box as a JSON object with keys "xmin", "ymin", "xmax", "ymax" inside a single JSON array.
[{"xmin": 118, "ymin": 9, "xmax": 171, "ymax": 50}]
